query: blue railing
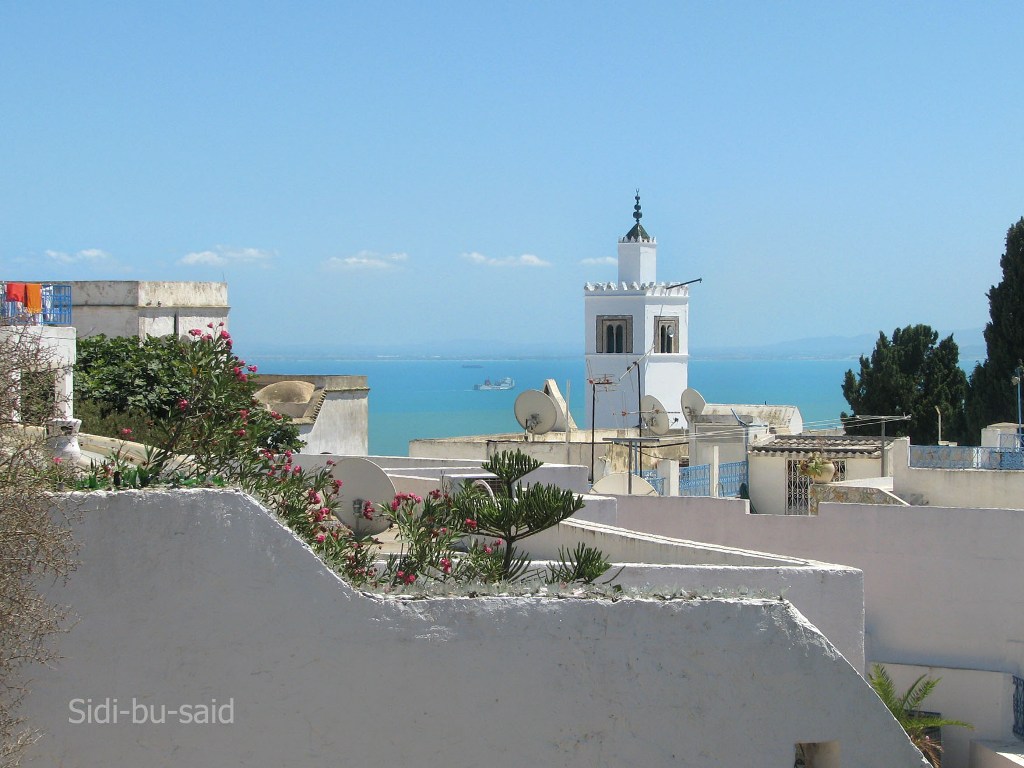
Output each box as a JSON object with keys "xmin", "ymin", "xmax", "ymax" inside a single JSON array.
[
  {"xmin": 910, "ymin": 445, "xmax": 1024, "ymax": 471},
  {"xmin": 1013, "ymin": 674, "xmax": 1023, "ymax": 740},
  {"xmin": 719, "ymin": 460, "xmax": 748, "ymax": 498},
  {"xmin": 679, "ymin": 463, "xmax": 710, "ymax": 496},
  {"xmin": 999, "ymin": 432, "xmax": 1024, "ymax": 451},
  {"xmin": 640, "ymin": 470, "xmax": 665, "ymax": 495},
  {"xmin": 1, "ymin": 282, "xmax": 72, "ymax": 326},
  {"xmin": 677, "ymin": 461, "xmax": 748, "ymax": 497}
]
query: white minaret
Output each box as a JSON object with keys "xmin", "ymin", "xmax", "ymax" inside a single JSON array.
[{"xmin": 584, "ymin": 193, "xmax": 690, "ymax": 431}]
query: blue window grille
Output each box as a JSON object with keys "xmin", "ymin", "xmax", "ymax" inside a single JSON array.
[
  {"xmin": 910, "ymin": 445, "xmax": 1024, "ymax": 471},
  {"xmin": 679, "ymin": 463, "xmax": 711, "ymax": 496},
  {"xmin": 1, "ymin": 282, "xmax": 72, "ymax": 326},
  {"xmin": 1014, "ymin": 674, "xmax": 1024, "ymax": 740}
]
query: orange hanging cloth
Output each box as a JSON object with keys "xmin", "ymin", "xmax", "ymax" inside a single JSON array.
[{"xmin": 25, "ymin": 283, "xmax": 42, "ymax": 313}]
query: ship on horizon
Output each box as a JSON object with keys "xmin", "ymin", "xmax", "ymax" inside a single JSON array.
[{"xmin": 473, "ymin": 377, "xmax": 515, "ymax": 391}]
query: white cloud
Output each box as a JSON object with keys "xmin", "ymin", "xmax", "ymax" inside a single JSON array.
[
  {"xmin": 580, "ymin": 256, "xmax": 617, "ymax": 266},
  {"xmin": 462, "ymin": 252, "xmax": 551, "ymax": 267},
  {"xmin": 322, "ymin": 251, "xmax": 409, "ymax": 270},
  {"xmin": 179, "ymin": 246, "xmax": 273, "ymax": 267},
  {"xmin": 45, "ymin": 248, "xmax": 111, "ymax": 263}
]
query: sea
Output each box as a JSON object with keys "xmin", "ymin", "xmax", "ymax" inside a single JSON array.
[{"xmin": 249, "ymin": 355, "xmax": 859, "ymax": 457}]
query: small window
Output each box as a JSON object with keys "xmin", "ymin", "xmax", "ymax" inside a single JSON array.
[
  {"xmin": 596, "ymin": 316, "xmax": 632, "ymax": 354},
  {"xmin": 795, "ymin": 741, "xmax": 840, "ymax": 767},
  {"xmin": 655, "ymin": 316, "xmax": 678, "ymax": 354}
]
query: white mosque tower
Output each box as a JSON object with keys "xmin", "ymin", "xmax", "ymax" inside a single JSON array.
[{"xmin": 584, "ymin": 193, "xmax": 691, "ymax": 431}]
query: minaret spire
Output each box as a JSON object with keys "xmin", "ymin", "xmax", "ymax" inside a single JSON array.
[{"xmin": 623, "ymin": 189, "xmax": 651, "ymax": 242}]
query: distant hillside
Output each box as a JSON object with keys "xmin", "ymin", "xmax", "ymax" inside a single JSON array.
[
  {"xmin": 242, "ymin": 328, "xmax": 986, "ymax": 363},
  {"xmin": 693, "ymin": 327, "xmax": 986, "ymax": 363}
]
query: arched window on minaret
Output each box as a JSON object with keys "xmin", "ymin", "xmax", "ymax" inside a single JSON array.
[
  {"xmin": 597, "ymin": 315, "xmax": 632, "ymax": 354},
  {"xmin": 655, "ymin": 316, "xmax": 679, "ymax": 354}
]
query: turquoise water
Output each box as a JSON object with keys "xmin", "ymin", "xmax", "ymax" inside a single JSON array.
[{"xmin": 250, "ymin": 356, "xmax": 856, "ymax": 456}]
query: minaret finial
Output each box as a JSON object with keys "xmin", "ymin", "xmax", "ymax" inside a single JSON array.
[{"xmin": 633, "ymin": 190, "xmax": 642, "ymax": 224}]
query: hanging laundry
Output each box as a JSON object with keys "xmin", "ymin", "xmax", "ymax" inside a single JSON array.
[
  {"xmin": 5, "ymin": 282, "xmax": 26, "ymax": 303},
  {"xmin": 25, "ymin": 283, "xmax": 43, "ymax": 314}
]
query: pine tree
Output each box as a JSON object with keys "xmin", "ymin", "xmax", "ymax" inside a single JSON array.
[
  {"xmin": 842, "ymin": 324, "xmax": 967, "ymax": 444},
  {"xmin": 966, "ymin": 218, "xmax": 1024, "ymax": 442}
]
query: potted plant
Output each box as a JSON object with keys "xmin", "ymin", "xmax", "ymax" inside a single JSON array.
[{"xmin": 799, "ymin": 453, "xmax": 836, "ymax": 483}]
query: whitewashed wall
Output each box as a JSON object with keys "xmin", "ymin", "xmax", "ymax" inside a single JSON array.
[
  {"xmin": 301, "ymin": 391, "xmax": 369, "ymax": 455},
  {"xmin": 70, "ymin": 281, "xmax": 229, "ymax": 339},
  {"xmin": 892, "ymin": 439, "xmax": 1024, "ymax": 509},
  {"xmin": 24, "ymin": 490, "xmax": 928, "ymax": 768},
  {"xmin": 527, "ymin": 517, "xmax": 866, "ymax": 671},
  {"xmin": 593, "ymin": 493, "xmax": 1024, "ymax": 765}
]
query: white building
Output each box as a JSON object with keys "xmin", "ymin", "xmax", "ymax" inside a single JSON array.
[
  {"xmin": 585, "ymin": 195, "xmax": 691, "ymax": 431},
  {"xmin": 69, "ymin": 281, "xmax": 229, "ymax": 339},
  {"xmin": 253, "ymin": 375, "xmax": 370, "ymax": 456}
]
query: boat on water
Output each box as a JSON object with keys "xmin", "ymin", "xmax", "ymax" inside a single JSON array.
[{"xmin": 474, "ymin": 377, "xmax": 515, "ymax": 391}]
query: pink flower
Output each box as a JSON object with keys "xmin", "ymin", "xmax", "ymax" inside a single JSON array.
[
  {"xmin": 325, "ymin": 459, "xmax": 336, "ymax": 467},
  {"xmin": 440, "ymin": 557, "xmax": 452, "ymax": 574},
  {"xmin": 484, "ymin": 545, "xmax": 493, "ymax": 555},
  {"xmin": 361, "ymin": 500, "xmax": 375, "ymax": 520},
  {"xmin": 207, "ymin": 322, "xmax": 214, "ymax": 328},
  {"xmin": 178, "ymin": 398, "xmax": 189, "ymax": 411},
  {"xmin": 308, "ymin": 490, "xmax": 322, "ymax": 504},
  {"xmin": 238, "ymin": 409, "xmax": 249, "ymax": 419},
  {"xmin": 247, "ymin": 364, "xmax": 257, "ymax": 372},
  {"xmin": 270, "ymin": 411, "xmax": 282, "ymax": 420},
  {"xmin": 120, "ymin": 428, "xmax": 132, "ymax": 436},
  {"xmin": 235, "ymin": 429, "xmax": 246, "ymax": 437},
  {"xmin": 238, "ymin": 373, "xmax": 248, "ymax": 382},
  {"xmin": 332, "ymin": 479, "xmax": 343, "ymax": 491},
  {"xmin": 219, "ymin": 330, "xmax": 230, "ymax": 340},
  {"xmin": 315, "ymin": 532, "xmax": 326, "ymax": 543},
  {"xmin": 188, "ymin": 328, "xmax": 202, "ymax": 337},
  {"xmin": 465, "ymin": 518, "xmax": 477, "ymax": 530},
  {"xmin": 53, "ymin": 456, "xmax": 63, "ymax": 465}
]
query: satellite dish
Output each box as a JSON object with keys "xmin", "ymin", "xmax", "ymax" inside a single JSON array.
[
  {"xmin": 680, "ymin": 387, "xmax": 707, "ymax": 417},
  {"xmin": 640, "ymin": 394, "xmax": 670, "ymax": 436},
  {"xmin": 591, "ymin": 472, "xmax": 660, "ymax": 497},
  {"xmin": 330, "ymin": 457, "xmax": 397, "ymax": 536},
  {"xmin": 514, "ymin": 389, "xmax": 558, "ymax": 435},
  {"xmin": 469, "ymin": 478, "xmax": 497, "ymax": 501}
]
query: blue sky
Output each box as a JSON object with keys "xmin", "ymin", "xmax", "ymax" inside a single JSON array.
[{"xmin": 2, "ymin": 2, "xmax": 1022, "ymax": 356}]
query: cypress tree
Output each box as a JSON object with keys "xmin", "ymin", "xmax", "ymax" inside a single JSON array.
[{"xmin": 966, "ymin": 218, "xmax": 1024, "ymax": 442}]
